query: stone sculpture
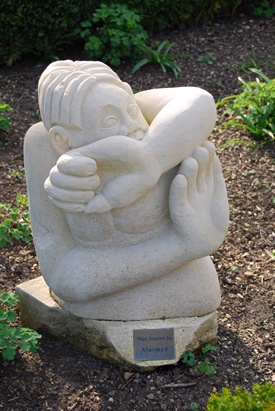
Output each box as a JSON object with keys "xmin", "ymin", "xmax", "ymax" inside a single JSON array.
[{"xmin": 18, "ymin": 60, "xmax": 229, "ymax": 369}]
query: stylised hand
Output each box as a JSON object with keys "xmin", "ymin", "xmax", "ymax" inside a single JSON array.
[
  {"xmin": 44, "ymin": 135, "xmax": 161, "ymax": 214},
  {"xmin": 169, "ymin": 141, "xmax": 229, "ymax": 253},
  {"xmin": 44, "ymin": 152, "xmax": 100, "ymax": 213}
]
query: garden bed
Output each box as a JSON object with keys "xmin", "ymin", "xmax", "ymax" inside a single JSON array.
[{"xmin": 0, "ymin": 14, "xmax": 274, "ymax": 411}]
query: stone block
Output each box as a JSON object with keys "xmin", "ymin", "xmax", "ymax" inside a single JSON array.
[{"xmin": 16, "ymin": 276, "xmax": 218, "ymax": 371}]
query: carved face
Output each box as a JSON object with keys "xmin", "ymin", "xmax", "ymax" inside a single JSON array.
[{"xmin": 68, "ymin": 83, "xmax": 149, "ymax": 148}]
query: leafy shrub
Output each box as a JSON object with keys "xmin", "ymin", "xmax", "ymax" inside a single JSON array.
[
  {"xmin": 0, "ymin": 193, "xmax": 32, "ymax": 247},
  {"xmin": 76, "ymin": 3, "xmax": 148, "ymax": 67},
  {"xmin": 120, "ymin": 0, "xmax": 258, "ymax": 31},
  {"xmin": 218, "ymin": 69, "xmax": 275, "ymax": 143},
  {"xmin": 206, "ymin": 382, "xmax": 275, "ymax": 410},
  {"xmin": 0, "ymin": 0, "xmax": 268, "ymax": 63},
  {"xmin": 132, "ymin": 41, "xmax": 182, "ymax": 77},
  {"xmin": 0, "ymin": 104, "xmax": 12, "ymax": 133},
  {"xmin": 0, "ymin": 0, "xmax": 96, "ymax": 64},
  {"xmin": 0, "ymin": 291, "xmax": 41, "ymax": 361},
  {"xmin": 253, "ymin": 0, "xmax": 275, "ymax": 17}
]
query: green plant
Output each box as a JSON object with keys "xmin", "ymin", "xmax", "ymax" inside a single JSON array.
[
  {"xmin": 197, "ymin": 52, "xmax": 216, "ymax": 65},
  {"xmin": 181, "ymin": 344, "xmax": 217, "ymax": 376},
  {"xmin": 76, "ymin": 3, "xmax": 148, "ymax": 67},
  {"xmin": 0, "ymin": 291, "xmax": 41, "ymax": 360},
  {"xmin": 11, "ymin": 168, "xmax": 24, "ymax": 180},
  {"xmin": 206, "ymin": 382, "xmax": 275, "ymax": 410},
  {"xmin": 232, "ymin": 47, "xmax": 275, "ymax": 73},
  {"xmin": 125, "ymin": 0, "xmax": 249, "ymax": 32},
  {"xmin": 190, "ymin": 402, "xmax": 200, "ymax": 409},
  {"xmin": 218, "ymin": 68, "xmax": 275, "ymax": 143},
  {"xmin": 253, "ymin": 0, "xmax": 275, "ymax": 17},
  {"xmin": 181, "ymin": 350, "xmax": 196, "ymax": 366},
  {"xmin": 0, "ymin": 193, "xmax": 32, "ymax": 247},
  {"xmin": 0, "ymin": 103, "xmax": 13, "ymax": 133},
  {"xmin": 132, "ymin": 41, "xmax": 182, "ymax": 77}
]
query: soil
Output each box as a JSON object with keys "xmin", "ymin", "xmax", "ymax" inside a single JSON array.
[{"xmin": 0, "ymin": 14, "xmax": 274, "ymax": 411}]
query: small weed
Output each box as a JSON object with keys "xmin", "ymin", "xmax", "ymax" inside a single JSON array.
[
  {"xmin": 0, "ymin": 290, "xmax": 41, "ymax": 360},
  {"xmin": 31, "ymin": 111, "xmax": 40, "ymax": 120},
  {"xmin": 232, "ymin": 47, "xmax": 275, "ymax": 73},
  {"xmin": 0, "ymin": 193, "xmax": 32, "ymax": 247},
  {"xmin": 181, "ymin": 350, "xmax": 196, "ymax": 366},
  {"xmin": 132, "ymin": 41, "xmax": 182, "ymax": 78},
  {"xmin": 198, "ymin": 357, "xmax": 215, "ymax": 375},
  {"xmin": 197, "ymin": 53, "xmax": 216, "ymax": 65},
  {"xmin": 0, "ymin": 103, "xmax": 12, "ymax": 133},
  {"xmin": 11, "ymin": 168, "xmax": 24, "ymax": 180},
  {"xmin": 190, "ymin": 402, "xmax": 200, "ymax": 410},
  {"xmin": 181, "ymin": 344, "xmax": 217, "ymax": 376}
]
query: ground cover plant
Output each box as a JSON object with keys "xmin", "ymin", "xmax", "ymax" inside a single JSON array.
[
  {"xmin": 0, "ymin": 193, "xmax": 32, "ymax": 248},
  {"xmin": 0, "ymin": 291, "xmax": 41, "ymax": 361},
  {"xmin": 0, "ymin": 103, "xmax": 12, "ymax": 134},
  {"xmin": 0, "ymin": 14, "xmax": 274, "ymax": 411}
]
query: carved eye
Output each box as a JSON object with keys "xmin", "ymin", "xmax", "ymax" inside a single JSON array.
[
  {"xmin": 102, "ymin": 116, "xmax": 118, "ymax": 128},
  {"xmin": 127, "ymin": 104, "xmax": 138, "ymax": 117}
]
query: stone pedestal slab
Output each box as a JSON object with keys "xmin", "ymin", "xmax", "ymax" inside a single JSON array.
[{"xmin": 16, "ymin": 276, "xmax": 218, "ymax": 370}]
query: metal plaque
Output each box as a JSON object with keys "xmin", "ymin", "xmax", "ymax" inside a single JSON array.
[{"xmin": 133, "ymin": 328, "xmax": 175, "ymax": 361}]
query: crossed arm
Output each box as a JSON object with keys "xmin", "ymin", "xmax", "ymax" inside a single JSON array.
[
  {"xmin": 25, "ymin": 122, "xmax": 228, "ymax": 303},
  {"xmin": 47, "ymin": 141, "xmax": 229, "ymax": 302},
  {"xmin": 44, "ymin": 87, "xmax": 217, "ymax": 213}
]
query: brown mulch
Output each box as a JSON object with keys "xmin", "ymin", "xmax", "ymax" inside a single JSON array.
[{"xmin": 0, "ymin": 14, "xmax": 274, "ymax": 411}]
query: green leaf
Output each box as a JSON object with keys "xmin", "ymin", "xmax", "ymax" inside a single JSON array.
[
  {"xmin": 2, "ymin": 347, "xmax": 16, "ymax": 360},
  {"xmin": 181, "ymin": 351, "xmax": 196, "ymax": 366},
  {"xmin": 202, "ymin": 344, "xmax": 217, "ymax": 354},
  {"xmin": 198, "ymin": 358, "xmax": 215, "ymax": 375},
  {"xmin": 4, "ymin": 310, "xmax": 17, "ymax": 322},
  {"xmin": 131, "ymin": 58, "xmax": 150, "ymax": 73}
]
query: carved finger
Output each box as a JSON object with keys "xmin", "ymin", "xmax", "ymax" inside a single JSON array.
[
  {"xmin": 178, "ymin": 156, "xmax": 198, "ymax": 202},
  {"xmin": 169, "ymin": 174, "xmax": 189, "ymax": 222},
  {"xmin": 49, "ymin": 168, "xmax": 100, "ymax": 190},
  {"xmin": 202, "ymin": 140, "xmax": 216, "ymax": 156},
  {"xmin": 192, "ymin": 146, "xmax": 209, "ymax": 192},
  {"xmin": 47, "ymin": 197, "xmax": 85, "ymax": 213},
  {"xmin": 44, "ymin": 177, "xmax": 95, "ymax": 203},
  {"xmin": 57, "ymin": 153, "xmax": 97, "ymax": 176},
  {"xmin": 203, "ymin": 140, "xmax": 215, "ymax": 183}
]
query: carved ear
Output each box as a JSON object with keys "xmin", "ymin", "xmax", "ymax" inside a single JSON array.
[{"xmin": 50, "ymin": 125, "xmax": 70, "ymax": 155}]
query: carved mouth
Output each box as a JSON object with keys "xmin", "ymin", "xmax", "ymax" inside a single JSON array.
[{"xmin": 130, "ymin": 129, "xmax": 146, "ymax": 141}]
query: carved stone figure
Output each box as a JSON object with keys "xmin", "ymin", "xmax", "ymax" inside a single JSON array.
[{"xmin": 20, "ymin": 60, "xmax": 229, "ymax": 368}]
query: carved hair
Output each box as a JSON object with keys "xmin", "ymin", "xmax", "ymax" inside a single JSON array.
[{"xmin": 38, "ymin": 60, "xmax": 132, "ymax": 131}]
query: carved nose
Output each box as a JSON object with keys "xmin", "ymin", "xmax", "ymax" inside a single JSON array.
[{"xmin": 120, "ymin": 119, "xmax": 138, "ymax": 136}]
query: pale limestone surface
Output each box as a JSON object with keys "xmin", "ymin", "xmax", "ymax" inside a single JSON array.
[
  {"xmin": 16, "ymin": 277, "xmax": 218, "ymax": 370},
  {"xmin": 22, "ymin": 60, "xmax": 229, "ymax": 366}
]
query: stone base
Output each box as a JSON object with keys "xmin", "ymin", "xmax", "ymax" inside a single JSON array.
[{"xmin": 16, "ymin": 277, "xmax": 218, "ymax": 371}]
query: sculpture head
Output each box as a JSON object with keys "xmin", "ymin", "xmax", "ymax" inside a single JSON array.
[{"xmin": 38, "ymin": 60, "xmax": 149, "ymax": 154}]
